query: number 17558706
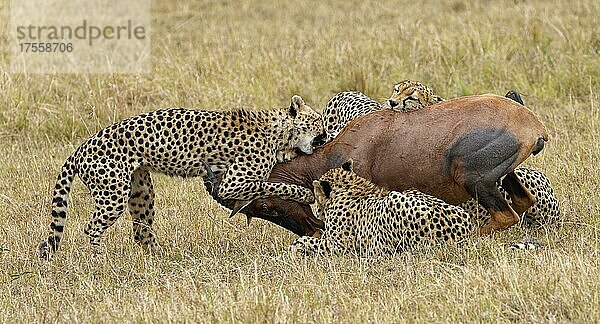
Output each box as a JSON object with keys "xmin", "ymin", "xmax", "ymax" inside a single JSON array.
[{"xmin": 19, "ymin": 42, "xmax": 73, "ymax": 53}]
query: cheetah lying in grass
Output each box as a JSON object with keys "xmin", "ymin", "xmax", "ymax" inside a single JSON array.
[
  {"xmin": 291, "ymin": 161, "xmax": 549, "ymax": 256},
  {"xmin": 291, "ymin": 160, "xmax": 473, "ymax": 256}
]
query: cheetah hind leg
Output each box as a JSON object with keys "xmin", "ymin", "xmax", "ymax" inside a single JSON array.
[
  {"xmin": 83, "ymin": 171, "xmax": 131, "ymax": 253},
  {"xmin": 129, "ymin": 168, "xmax": 161, "ymax": 254}
]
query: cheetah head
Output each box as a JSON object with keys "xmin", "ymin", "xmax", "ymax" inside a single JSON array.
[
  {"xmin": 288, "ymin": 95, "xmax": 324, "ymax": 155},
  {"xmin": 386, "ymin": 80, "xmax": 444, "ymax": 112},
  {"xmin": 311, "ymin": 159, "xmax": 361, "ymax": 219}
]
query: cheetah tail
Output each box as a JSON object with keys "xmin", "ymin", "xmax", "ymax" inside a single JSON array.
[{"xmin": 38, "ymin": 155, "xmax": 78, "ymax": 261}]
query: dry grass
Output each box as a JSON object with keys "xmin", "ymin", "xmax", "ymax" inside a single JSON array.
[{"xmin": 1, "ymin": 0, "xmax": 599, "ymax": 322}]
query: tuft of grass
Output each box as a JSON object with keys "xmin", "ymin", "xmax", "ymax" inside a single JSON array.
[{"xmin": 0, "ymin": 0, "xmax": 599, "ymax": 322}]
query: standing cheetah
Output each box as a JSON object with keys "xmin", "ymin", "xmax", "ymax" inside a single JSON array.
[{"xmin": 39, "ymin": 95, "xmax": 324, "ymax": 260}]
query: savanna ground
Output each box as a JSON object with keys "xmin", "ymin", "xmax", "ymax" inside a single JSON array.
[{"xmin": 1, "ymin": 0, "xmax": 599, "ymax": 322}]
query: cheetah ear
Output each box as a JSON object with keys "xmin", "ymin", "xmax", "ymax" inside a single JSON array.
[
  {"xmin": 289, "ymin": 95, "xmax": 304, "ymax": 118},
  {"xmin": 434, "ymin": 95, "xmax": 444, "ymax": 103},
  {"xmin": 341, "ymin": 159, "xmax": 353, "ymax": 172},
  {"xmin": 319, "ymin": 180, "xmax": 332, "ymax": 199},
  {"xmin": 312, "ymin": 179, "xmax": 324, "ymax": 198}
]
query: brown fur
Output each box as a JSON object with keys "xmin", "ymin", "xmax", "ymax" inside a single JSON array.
[{"xmin": 241, "ymin": 94, "xmax": 548, "ymax": 236}]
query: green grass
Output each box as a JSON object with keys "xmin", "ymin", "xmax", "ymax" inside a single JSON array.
[{"xmin": 1, "ymin": 0, "xmax": 599, "ymax": 322}]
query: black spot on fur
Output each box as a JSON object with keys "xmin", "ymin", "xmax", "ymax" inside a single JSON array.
[
  {"xmin": 289, "ymin": 103, "xmax": 298, "ymax": 118},
  {"xmin": 320, "ymin": 180, "xmax": 332, "ymax": 199}
]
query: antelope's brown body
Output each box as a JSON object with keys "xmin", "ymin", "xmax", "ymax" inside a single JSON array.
[{"xmin": 238, "ymin": 94, "xmax": 549, "ymax": 236}]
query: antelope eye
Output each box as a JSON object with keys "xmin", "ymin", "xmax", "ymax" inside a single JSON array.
[{"xmin": 260, "ymin": 203, "xmax": 269, "ymax": 212}]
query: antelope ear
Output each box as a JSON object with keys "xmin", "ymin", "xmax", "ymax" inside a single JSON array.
[
  {"xmin": 341, "ymin": 159, "xmax": 353, "ymax": 172},
  {"xmin": 319, "ymin": 180, "xmax": 332, "ymax": 199},
  {"xmin": 289, "ymin": 95, "xmax": 304, "ymax": 118},
  {"xmin": 505, "ymin": 90, "xmax": 524, "ymax": 105}
]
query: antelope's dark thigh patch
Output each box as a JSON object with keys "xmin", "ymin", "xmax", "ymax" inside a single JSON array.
[{"xmin": 444, "ymin": 128, "xmax": 521, "ymax": 184}]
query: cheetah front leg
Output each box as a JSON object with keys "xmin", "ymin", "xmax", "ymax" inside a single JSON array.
[
  {"xmin": 129, "ymin": 168, "xmax": 160, "ymax": 254},
  {"xmin": 217, "ymin": 156, "xmax": 315, "ymax": 206},
  {"xmin": 218, "ymin": 176, "xmax": 314, "ymax": 203},
  {"xmin": 219, "ymin": 178, "xmax": 315, "ymax": 217},
  {"xmin": 290, "ymin": 236, "xmax": 334, "ymax": 256}
]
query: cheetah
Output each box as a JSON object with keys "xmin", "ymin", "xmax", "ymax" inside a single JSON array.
[
  {"xmin": 39, "ymin": 95, "xmax": 324, "ymax": 260},
  {"xmin": 321, "ymin": 80, "xmax": 441, "ymax": 142},
  {"xmin": 386, "ymin": 79, "xmax": 444, "ymax": 112},
  {"xmin": 321, "ymin": 83, "xmax": 559, "ymax": 229},
  {"xmin": 291, "ymin": 160, "xmax": 473, "ymax": 256},
  {"xmin": 321, "ymin": 91, "xmax": 385, "ymax": 142}
]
